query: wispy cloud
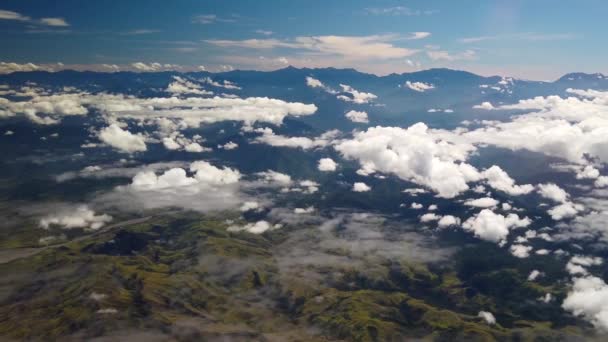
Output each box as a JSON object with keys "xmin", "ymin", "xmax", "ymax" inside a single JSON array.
[
  {"xmin": 0, "ymin": 9, "xmax": 30, "ymax": 21},
  {"xmin": 427, "ymin": 49, "xmax": 477, "ymax": 62},
  {"xmin": 364, "ymin": 6, "xmax": 436, "ymax": 16},
  {"xmin": 255, "ymin": 29, "xmax": 273, "ymax": 36},
  {"xmin": 460, "ymin": 32, "xmax": 577, "ymax": 43},
  {"xmin": 0, "ymin": 9, "xmax": 69, "ymax": 27},
  {"xmin": 406, "ymin": 32, "xmax": 431, "ymax": 40},
  {"xmin": 121, "ymin": 29, "xmax": 161, "ymax": 35},
  {"xmin": 205, "ymin": 34, "xmax": 419, "ymax": 61},
  {"xmin": 192, "ymin": 14, "xmax": 237, "ymax": 24},
  {"xmin": 39, "ymin": 17, "xmax": 69, "ymax": 27}
]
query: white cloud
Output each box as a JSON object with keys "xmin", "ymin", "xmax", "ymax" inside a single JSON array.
[
  {"xmin": 162, "ymin": 137, "xmax": 181, "ymax": 150},
  {"xmin": 465, "ymin": 90, "xmax": 608, "ymax": 167},
  {"xmin": 5, "ymin": 88, "xmax": 317, "ymax": 127},
  {"xmin": 205, "ymin": 34, "xmax": 419, "ymax": 61},
  {"xmin": 510, "ymin": 244, "xmax": 533, "ymax": 258},
  {"xmin": 345, "ymin": 110, "xmax": 369, "ymax": 123},
  {"xmin": 228, "ymin": 220, "xmax": 279, "ymax": 234},
  {"xmin": 254, "ymin": 128, "xmax": 339, "ymax": 150},
  {"xmin": 294, "ymin": 206, "xmax": 315, "ymax": 214},
  {"xmin": 0, "ymin": 10, "xmax": 69, "ymax": 27},
  {"xmin": 566, "ymin": 256, "xmax": 603, "ymax": 276},
  {"xmin": 40, "ymin": 205, "xmax": 112, "ymax": 230},
  {"xmin": 184, "ymin": 142, "xmax": 209, "ymax": 153},
  {"xmin": 256, "ymin": 170, "xmax": 293, "ymax": 187},
  {"xmin": 596, "ymin": 177, "xmax": 608, "ymax": 188},
  {"xmin": 318, "ymin": 158, "xmax": 337, "ymax": 172},
  {"xmin": 337, "ymin": 84, "xmax": 378, "ymax": 104},
  {"xmin": 335, "ymin": 124, "xmax": 480, "ymax": 198},
  {"xmin": 404, "ymin": 81, "xmax": 435, "ymax": 92},
  {"xmin": 562, "ymin": 276, "xmax": 608, "ymax": 331},
  {"xmin": 166, "ymin": 76, "xmax": 213, "ymax": 95},
  {"xmin": 192, "ymin": 14, "xmax": 236, "ymax": 25},
  {"xmin": 0, "ymin": 10, "xmax": 30, "ymax": 21},
  {"xmin": 411, "ymin": 202, "xmax": 423, "ymax": 209},
  {"xmin": 548, "ymin": 202, "xmax": 584, "ymax": 220},
  {"xmin": 353, "ymin": 182, "xmax": 371, "ymax": 192},
  {"xmin": 473, "ymin": 102, "xmax": 495, "ymax": 110},
  {"xmin": 462, "ymin": 209, "xmax": 531, "ymax": 243},
  {"xmin": 478, "ymin": 311, "xmax": 496, "ymax": 325},
  {"xmin": 482, "ymin": 166, "xmax": 534, "ymax": 196},
  {"xmin": 219, "ymin": 141, "xmax": 238, "ymax": 150},
  {"xmin": 407, "ymin": 32, "xmax": 431, "ymax": 40},
  {"xmin": 438, "ymin": 215, "xmax": 461, "ymax": 228},
  {"xmin": 538, "ymin": 183, "xmax": 569, "ymax": 203},
  {"xmin": 577, "ymin": 165, "xmax": 600, "ymax": 179},
  {"xmin": 528, "ymin": 270, "xmax": 542, "ymax": 281},
  {"xmin": 460, "ymin": 33, "xmax": 577, "ymax": 44},
  {"xmin": 99, "ymin": 124, "xmax": 147, "ymax": 153},
  {"xmin": 464, "ymin": 197, "xmax": 499, "ymax": 208},
  {"xmin": 427, "ymin": 49, "xmax": 477, "ymax": 62},
  {"xmin": 306, "ymin": 76, "xmax": 324, "ymax": 88},
  {"xmin": 39, "ymin": 17, "xmax": 69, "ymax": 27},
  {"xmin": 0, "ymin": 62, "xmax": 39, "ymax": 74},
  {"xmin": 420, "ymin": 213, "xmax": 441, "ymax": 222},
  {"xmin": 240, "ymin": 201, "xmax": 260, "ymax": 212},
  {"xmin": 200, "ymin": 77, "xmax": 241, "ymax": 90},
  {"xmin": 109, "ymin": 160, "xmax": 244, "ymax": 212}
]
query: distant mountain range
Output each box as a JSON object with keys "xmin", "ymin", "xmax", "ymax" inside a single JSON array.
[{"xmin": 1, "ymin": 67, "xmax": 607, "ymax": 131}]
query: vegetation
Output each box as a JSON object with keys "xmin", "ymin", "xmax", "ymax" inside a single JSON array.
[{"xmin": 0, "ymin": 212, "xmax": 591, "ymax": 340}]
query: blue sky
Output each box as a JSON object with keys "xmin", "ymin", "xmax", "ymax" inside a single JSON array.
[{"xmin": 0, "ymin": 0, "xmax": 605, "ymax": 80}]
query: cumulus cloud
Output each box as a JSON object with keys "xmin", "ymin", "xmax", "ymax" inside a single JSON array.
[
  {"xmin": 548, "ymin": 202, "xmax": 584, "ymax": 220},
  {"xmin": 219, "ymin": 141, "xmax": 238, "ymax": 150},
  {"xmin": 104, "ymin": 160, "xmax": 245, "ymax": 212},
  {"xmin": 482, "ymin": 166, "xmax": 534, "ymax": 196},
  {"xmin": 562, "ymin": 276, "xmax": 608, "ymax": 331},
  {"xmin": 254, "ymin": 128, "xmax": 339, "ymax": 150},
  {"xmin": 566, "ymin": 256, "xmax": 603, "ymax": 276},
  {"xmin": 438, "ymin": 215, "xmax": 461, "ymax": 228},
  {"xmin": 228, "ymin": 220, "xmax": 281, "ymax": 234},
  {"xmin": 473, "ymin": 102, "xmax": 495, "ymax": 110},
  {"xmin": 538, "ymin": 183, "xmax": 569, "ymax": 203},
  {"xmin": 98, "ymin": 124, "xmax": 147, "ymax": 153},
  {"xmin": 166, "ymin": 76, "xmax": 213, "ymax": 95},
  {"xmin": 510, "ymin": 244, "xmax": 533, "ymax": 258},
  {"xmin": 337, "ymin": 84, "xmax": 378, "ymax": 104},
  {"xmin": 335, "ymin": 123, "xmax": 481, "ymax": 198},
  {"xmin": 0, "ymin": 86, "xmax": 317, "ymax": 127},
  {"xmin": 40, "ymin": 205, "xmax": 112, "ymax": 230},
  {"xmin": 318, "ymin": 158, "xmax": 337, "ymax": 172},
  {"xmin": 353, "ymin": 182, "xmax": 371, "ymax": 192},
  {"xmin": 294, "ymin": 206, "xmax": 315, "ymax": 214},
  {"xmin": 464, "ymin": 197, "xmax": 499, "ymax": 208},
  {"xmin": 345, "ymin": 110, "xmax": 369, "ymax": 123},
  {"xmin": 465, "ymin": 89, "xmax": 608, "ymax": 168},
  {"xmin": 528, "ymin": 270, "xmax": 542, "ymax": 281},
  {"xmin": 240, "ymin": 201, "xmax": 260, "ymax": 212},
  {"xmin": 256, "ymin": 170, "xmax": 293, "ymax": 187},
  {"xmin": 404, "ymin": 81, "xmax": 435, "ymax": 92},
  {"xmin": 420, "ymin": 213, "xmax": 441, "ymax": 222},
  {"xmin": 478, "ymin": 311, "xmax": 496, "ymax": 325},
  {"xmin": 0, "ymin": 62, "xmax": 40, "ymax": 74},
  {"xmin": 462, "ymin": 209, "xmax": 531, "ymax": 243}
]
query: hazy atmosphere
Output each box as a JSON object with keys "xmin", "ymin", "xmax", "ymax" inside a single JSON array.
[{"xmin": 1, "ymin": 1, "xmax": 608, "ymax": 341}]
